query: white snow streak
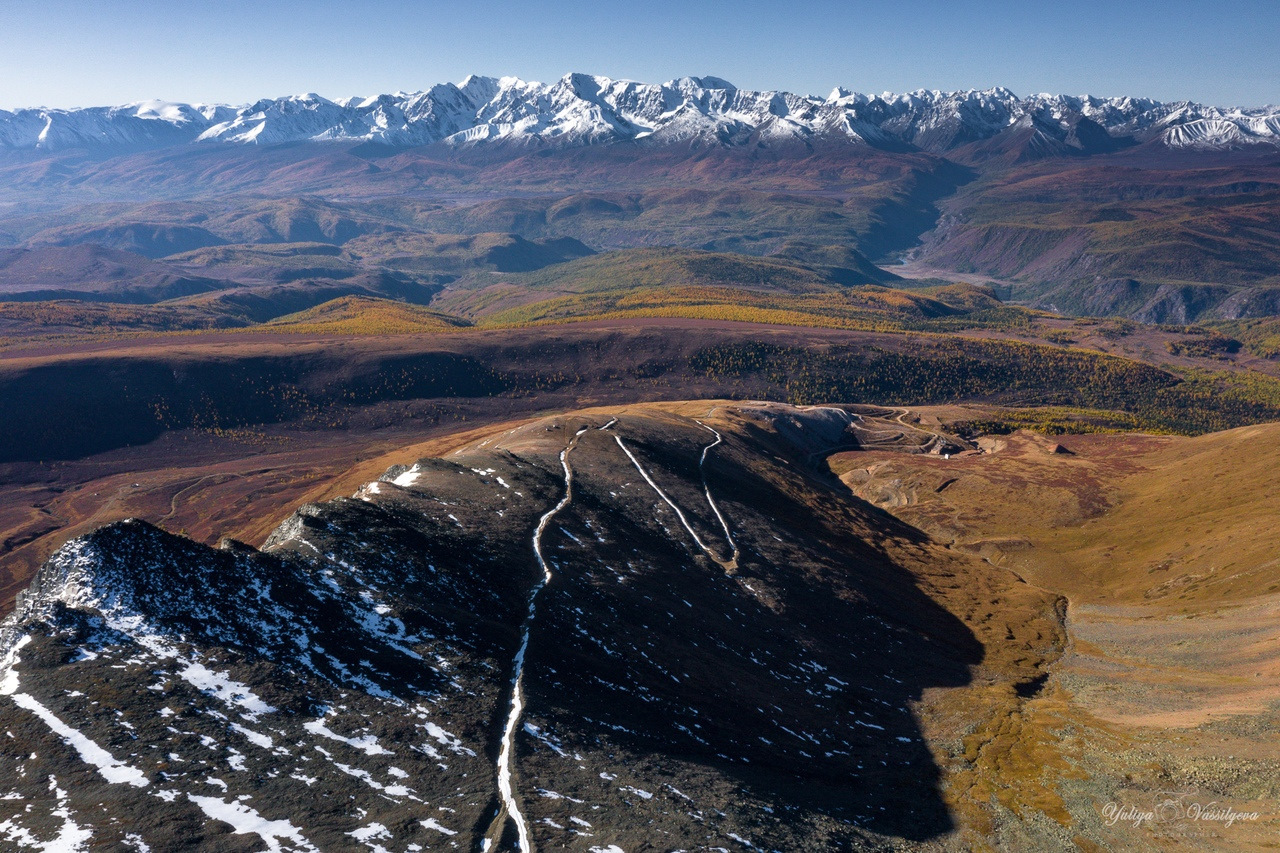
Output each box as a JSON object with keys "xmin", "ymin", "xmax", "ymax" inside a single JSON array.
[
  {"xmin": 186, "ymin": 794, "xmax": 318, "ymax": 852},
  {"xmin": 392, "ymin": 465, "xmax": 422, "ymax": 487},
  {"xmin": 229, "ymin": 723, "xmax": 272, "ymax": 749},
  {"xmin": 304, "ymin": 713, "xmax": 391, "ymax": 756},
  {"xmin": 349, "ymin": 822, "xmax": 391, "ymax": 842},
  {"xmin": 0, "ymin": 778, "xmax": 92, "ymax": 851},
  {"xmin": 613, "ymin": 435, "xmax": 711, "ymax": 553},
  {"xmin": 9, "ymin": 694, "xmax": 149, "ymax": 788},
  {"xmin": 420, "ymin": 818, "xmax": 458, "ymax": 836},
  {"xmin": 123, "ymin": 833, "xmax": 153, "ymax": 852},
  {"xmin": 179, "ymin": 662, "xmax": 276, "ymax": 719},
  {"xmin": 0, "ymin": 635, "xmax": 31, "ymax": 696},
  {"xmin": 497, "ymin": 425, "xmax": 586, "ymax": 852},
  {"xmin": 695, "ymin": 421, "xmax": 740, "ymax": 567}
]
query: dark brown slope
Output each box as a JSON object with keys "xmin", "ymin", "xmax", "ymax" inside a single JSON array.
[{"xmin": 0, "ymin": 402, "xmax": 1061, "ymax": 850}]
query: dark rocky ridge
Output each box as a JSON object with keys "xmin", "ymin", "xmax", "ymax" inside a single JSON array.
[{"xmin": 0, "ymin": 402, "xmax": 1061, "ymax": 850}]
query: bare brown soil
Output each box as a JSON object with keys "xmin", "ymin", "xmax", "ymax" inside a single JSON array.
[{"xmin": 832, "ymin": 417, "xmax": 1280, "ymax": 848}]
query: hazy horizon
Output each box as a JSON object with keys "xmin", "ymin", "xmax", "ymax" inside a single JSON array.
[
  {"xmin": 3, "ymin": 73, "xmax": 1277, "ymax": 114},
  {"xmin": 1, "ymin": 0, "xmax": 1275, "ymax": 111}
]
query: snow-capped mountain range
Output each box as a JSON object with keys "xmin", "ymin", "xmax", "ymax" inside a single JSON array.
[{"xmin": 1, "ymin": 73, "xmax": 1278, "ymax": 153}]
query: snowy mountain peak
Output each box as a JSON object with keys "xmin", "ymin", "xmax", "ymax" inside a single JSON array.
[
  {"xmin": 1, "ymin": 74, "xmax": 1276, "ymax": 153},
  {"xmin": 671, "ymin": 75, "xmax": 737, "ymax": 91}
]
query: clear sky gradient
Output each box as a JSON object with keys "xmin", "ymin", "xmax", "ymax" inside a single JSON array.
[{"xmin": 2, "ymin": 0, "xmax": 1275, "ymax": 110}]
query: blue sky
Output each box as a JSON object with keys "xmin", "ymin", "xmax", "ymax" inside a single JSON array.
[{"xmin": 1, "ymin": 0, "xmax": 1275, "ymax": 109}]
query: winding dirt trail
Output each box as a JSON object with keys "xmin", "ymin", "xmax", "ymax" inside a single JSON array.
[
  {"xmin": 158, "ymin": 473, "xmax": 243, "ymax": 525},
  {"xmin": 848, "ymin": 406, "xmax": 948, "ymax": 453}
]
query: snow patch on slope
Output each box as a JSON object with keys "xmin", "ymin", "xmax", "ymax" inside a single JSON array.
[{"xmin": 187, "ymin": 794, "xmax": 319, "ymax": 852}]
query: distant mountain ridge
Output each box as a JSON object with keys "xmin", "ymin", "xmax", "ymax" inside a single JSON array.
[{"xmin": 3, "ymin": 73, "xmax": 1278, "ymax": 153}]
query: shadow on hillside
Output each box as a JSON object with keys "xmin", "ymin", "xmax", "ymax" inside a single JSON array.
[{"xmin": 521, "ymin": 421, "xmax": 984, "ymax": 843}]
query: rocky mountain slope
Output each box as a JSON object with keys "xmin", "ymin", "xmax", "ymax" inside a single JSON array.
[
  {"xmin": 2, "ymin": 74, "xmax": 1276, "ymax": 153},
  {"xmin": 0, "ymin": 402, "xmax": 1061, "ymax": 850}
]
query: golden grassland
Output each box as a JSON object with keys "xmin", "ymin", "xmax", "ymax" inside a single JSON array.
[
  {"xmin": 0, "ymin": 280, "xmax": 1032, "ymax": 349},
  {"xmin": 830, "ymin": 420, "xmax": 1280, "ymax": 846},
  {"xmin": 469, "ymin": 283, "xmax": 1035, "ymax": 332},
  {"xmin": 261, "ymin": 296, "xmax": 470, "ymax": 335}
]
